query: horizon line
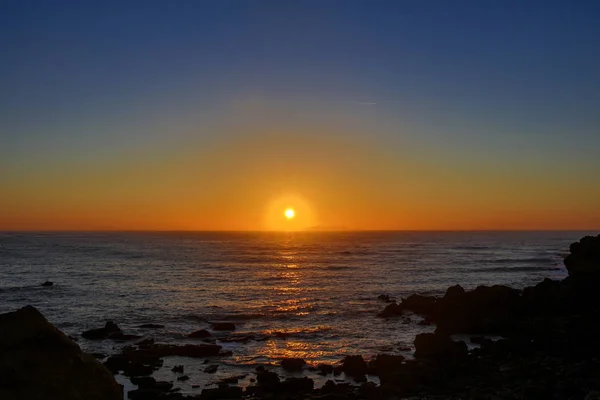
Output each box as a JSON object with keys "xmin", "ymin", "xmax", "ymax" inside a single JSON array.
[{"xmin": 1, "ymin": 229, "xmax": 598, "ymax": 233}]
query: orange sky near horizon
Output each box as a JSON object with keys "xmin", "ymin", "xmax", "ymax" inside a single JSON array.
[{"xmin": 2, "ymin": 117, "xmax": 599, "ymax": 232}]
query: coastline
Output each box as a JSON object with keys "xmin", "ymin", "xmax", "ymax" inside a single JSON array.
[{"xmin": 2, "ymin": 233, "xmax": 599, "ymax": 399}]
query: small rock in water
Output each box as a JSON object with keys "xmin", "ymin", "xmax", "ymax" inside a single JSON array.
[
  {"xmin": 378, "ymin": 294, "xmax": 394, "ymax": 303},
  {"xmin": 204, "ymin": 365, "xmax": 218, "ymax": 373},
  {"xmin": 280, "ymin": 357, "xmax": 306, "ymax": 371},
  {"xmin": 171, "ymin": 365, "xmax": 184, "ymax": 373},
  {"xmin": 188, "ymin": 329, "xmax": 212, "ymax": 338},
  {"xmin": 82, "ymin": 321, "xmax": 122, "ymax": 340},
  {"xmin": 41, "ymin": 281, "xmax": 53, "ymax": 287},
  {"xmin": 211, "ymin": 322, "xmax": 236, "ymax": 331}
]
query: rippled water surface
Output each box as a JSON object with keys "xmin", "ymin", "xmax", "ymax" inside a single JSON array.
[{"xmin": 0, "ymin": 231, "xmax": 585, "ymax": 391}]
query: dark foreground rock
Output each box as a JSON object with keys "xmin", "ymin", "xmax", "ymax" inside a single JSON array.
[{"xmin": 0, "ymin": 305, "xmax": 122, "ymax": 400}]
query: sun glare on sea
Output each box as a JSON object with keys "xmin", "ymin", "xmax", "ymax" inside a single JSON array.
[{"xmin": 285, "ymin": 208, "xmax": 295, "ymax": 219}]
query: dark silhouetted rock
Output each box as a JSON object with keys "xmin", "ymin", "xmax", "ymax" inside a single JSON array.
[
  {"xmin": 256, "ymin": 370, "xmax": 279, "ymax": 389},
  {"xmin": 138, "ymin": 324, "xmax": 165, "ymax": 329},
  {"xmin": 200, "ymin": 386, "xmax": 243, "ymax": 399},
  {"xmin": 280, "ymin": 357, "xmax": 306, "ymax": 371},
  {"xmin": 368, "ymin": 354, "xmax": 405, "ymax": 376},
  {"xmin": 378, "ymin": 294, "xmax": 394, "ymax": 303},
  {"xmin": 82, "ymin": 321, "xmax": 122, "ymax": 340},
  {"xmin": 341, "ymin": 355, "xmax": 368, "ymax": 377},
  {"xmin": 317, "ymin": 363, "xmax": 334, "ymax": 375},
  {"xmin": 414, "ymin": 333, "xmax": 467, "ymax": 360},
  {"xmin": 204, "ymin": 365, "xmax": 218, "ymax": 373},
  {"xmin": 188, "ymin": 329, "xmax": 211, "ymax": 339},
  {"xmin": 171, "ymin": 365, "xmax": 184, "ymax": 373},
  {"xmin": 0, "ymin": 305, "xmax": 122, "ymax": 400},
  {"xmin": 41, "ymin": 281, "xmax": 53, "ymax": 287},
  {"xmin": 281, "ymin": 377, "xmax": 314, "ymax": 392},
  {"xmin": 211, "ymin": 322, "xmax": 236, "ymax": 331},
  {"xmin": 435, "ymin": 284, "xmax": 521, "ymax": 334},
  {"xmin": 564, "ymin": 235, "xmax": 600, "ymax": 276},
  {"xmin": 176, "ymin": 375, "xmax": 189, "ymax": 381},
  {"xmin": 400, "ymin": 294, "xmax": 437, "ymax": 315},
  {"xmin": 378, "ymin": 302, "xmax": 402, "ymax": 317}
]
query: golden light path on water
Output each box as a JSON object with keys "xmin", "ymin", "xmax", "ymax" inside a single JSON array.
[{"xmin": 234, "ymin": 237, "xmax": 336, "ymax": 363}]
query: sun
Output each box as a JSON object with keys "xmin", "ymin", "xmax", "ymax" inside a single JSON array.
[{"xmin": 284, "ymin": 208, "xmax": 295, "ymax": 219}]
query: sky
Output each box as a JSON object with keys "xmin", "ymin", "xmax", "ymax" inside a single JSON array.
[{"xmin": 1, "ymin": 0, "xmax": 599, "ymax": 231}]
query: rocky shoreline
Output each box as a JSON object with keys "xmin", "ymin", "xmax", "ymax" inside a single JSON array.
[{"xmin": 2, "ymin": 234, "xmax": 599, "ymax": 399}]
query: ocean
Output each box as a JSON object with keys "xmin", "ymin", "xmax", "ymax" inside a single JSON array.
[{"xmin": 0, "ymin": 231, "xmax": 586, "ymax": 392}]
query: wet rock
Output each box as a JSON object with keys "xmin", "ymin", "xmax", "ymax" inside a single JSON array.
[
  {"xmin": 281, "ymin": 377, "xmax": 314, "ymax": 392},
  {"xmin": 211, "ymin": 322, "xmax": 236, "ymax": 331},
  {"xmin": 188, "ymin": 329, "xmax": 211, "ymax": 339},
  {"xmin": 341, "ymin": 355, "xmax": 368, "ymax": 377},
  {"xmin": 138, "ymin": 323, "xmax": 165, "ymax": 329},
  {"xmin": 0, "ymin": 305, "xmax": 122, "ymax": 400},
  {"xmin": 200, "ymin": 386, "xmax": 243, "ymax": 399},
  {"xmin": 171, "ymin": 365, "xmax": 184, "ymax": 373},
  {"xmin": 82, "ymin": 321, "xmax": 122, "ymax": 340},
  {"xmin": 204, "ymin": 365, "xmax": 218, "ymax": 373},
  {"xmin": 40, "ymin": 281, "xmax": 53, "ymax": 287},
  {"xmin": 414, "ymin": 332, "xmax": 468, "ymax": 360},
  {"xmin": 280, "ymin": 357, "xmax": 306, "ymax": 371}
]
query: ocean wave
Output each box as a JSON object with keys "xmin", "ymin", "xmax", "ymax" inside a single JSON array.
[
  {"xmin": 488, "ymin": 257, "xmax": 557, "ymax": 265},
  {"xmin": 183, "ymin": 312, "xmax": 268, "ymax": 322},
  {"xmin": 467, "ymin": 266, "xmax": 563, "ymax": 273}
]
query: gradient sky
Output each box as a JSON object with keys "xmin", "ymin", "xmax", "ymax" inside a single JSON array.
[{"xmin": 1, "ymin": 0, "xmax": 599, "ymax": 230}]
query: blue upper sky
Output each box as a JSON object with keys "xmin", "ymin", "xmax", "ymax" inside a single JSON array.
[{"xmin": 2, "ymin": 0, "xmax": 600, "ymax": 177}]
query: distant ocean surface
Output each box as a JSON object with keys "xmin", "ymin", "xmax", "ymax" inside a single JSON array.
[{"xmin": 0, "ymin": 231, "xmax": 588, "ymax": 391}]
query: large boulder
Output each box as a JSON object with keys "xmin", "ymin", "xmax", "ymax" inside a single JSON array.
[
  {"xmin": 564, "ymin": 235, "xmax": 600, "ymax": 277},
  {"xmin": 435, "ymin": 285, "xmax": 521, "ymax": 334},
  {"xmin": 0, "ymin": 305, "xmax": 123, "ymax": 400}
]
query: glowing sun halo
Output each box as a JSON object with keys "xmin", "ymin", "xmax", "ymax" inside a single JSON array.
[{"xmin": 284, "ymin": 208, "xmax": 295, "ymax": 219}]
